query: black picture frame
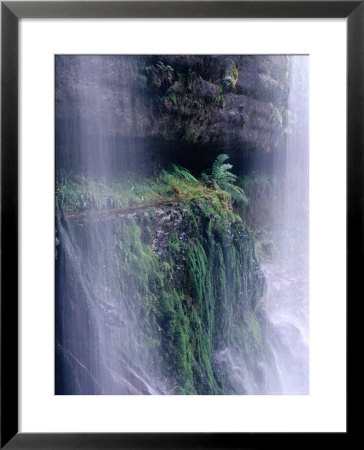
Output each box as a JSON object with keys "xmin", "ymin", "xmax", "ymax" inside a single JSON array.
[{"xmin": 1, "ymin": 1, "xmax": 356, "ymax": 448}]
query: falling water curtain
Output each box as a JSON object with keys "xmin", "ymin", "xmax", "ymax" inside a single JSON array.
[{"xmin": 1, "ymin": 1, "xmax": 357, "ymax": 448}]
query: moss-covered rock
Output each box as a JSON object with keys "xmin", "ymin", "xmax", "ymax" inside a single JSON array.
[{"xmin": 56, "ymin": 195, "xmax": 267, "ymax": 394}]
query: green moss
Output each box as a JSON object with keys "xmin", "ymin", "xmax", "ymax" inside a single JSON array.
[
  {"xmin": 57, "ymin": 166, "xmax": 267, "ymax": 394},
  {"xmin": 142, "ymin": 226, "xmax": 153, "ymax": 245},
  {"xmin": 168, "ymin": 92, "xmax": 177, "ymax": 105},
  {"xmin": 56, "ymin": 165, "xmax": 235, "ymax": 214},
  {"xmin": 232, "ymin": 65, "xmax": 238, "ymax": 88}
]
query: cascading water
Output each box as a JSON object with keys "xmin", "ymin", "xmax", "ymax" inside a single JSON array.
[
  {"xmin": 262, "ymin": 55, "xmax": 309, "ymax": 394},
  {"xmin": 207, "ymin": 56, "xmax": 309, "ymax": 395},
  {"xmin": 56, "ymin": 55, "xmax": 309, "ymax": 395},
  {"xmin": 56, "ymin": 216, "xmax": 166, "ymax": 394},
  {"xmin": 56, "ymin": 56, "xmax": 165, "ymax": 394}
]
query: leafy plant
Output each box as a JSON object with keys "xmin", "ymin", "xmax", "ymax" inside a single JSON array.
[
  {"xmin": 177, "ymin": 71, "xmax": 186, "ymax": 83},
  {"xmin": 168, "ymin": 92, "xmax": 177, "ymax": 105},
  {"xmin": 202, "ymin": 154, "xmax": 248, "ymax": 205},
  {"xmin": 231, "ymin": 65, "xmax": 239, "ymax": 88},
  {"xmin": 170, "ymin": 164, "xmax": 197, "ymax": 182},
  {"xmin": 156, "ymin": 61, "xmax": 174, "ymax": 72}
]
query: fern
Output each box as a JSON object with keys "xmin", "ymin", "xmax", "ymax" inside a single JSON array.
[
  {"xmin": 202, "ymin": 154, "xmax": 248, "ymax": 205},
  {"xmin": 211, "ymin": 154, "xmax": 237, "ymax": 183},
  {"xmin": 222, "ymin": 183, "xmax": 249, "ymax": 205},
  {"xmin": 171, "ymin": 164, "xmax": 198, "ymax": 182}
]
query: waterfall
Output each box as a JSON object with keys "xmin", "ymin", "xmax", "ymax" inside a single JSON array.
[
  {"xmin": 56, "ymin": 214, "xmax": 167, "ymax": 395},
  {"xmin": 55, "ymin": 55, "xmax": 309, "ymax": 395},
  {"xmin": 55, "ymin": 56, "xmax": 165, "ymax": 394},
  {"xmin": 262, "ymin": 55, "xmax": 309, "ymax": 394}
]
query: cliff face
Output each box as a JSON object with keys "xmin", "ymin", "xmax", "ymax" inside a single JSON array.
[
  {"xmin": 56, "ymin": 55, "xmax": 290, "ymax": 175},
  {"xmin": 56, "ymin": 198, "xmax": 269, "ymax": 395},
  {"xmin": 147, "ymin": 55, "xmax": 289, "ymax": 149}
]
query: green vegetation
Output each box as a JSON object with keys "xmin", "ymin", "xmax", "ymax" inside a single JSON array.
[
  {"xmin": 146, "ymin": 60, "xmax": 174, "ymax": 89},
  {"xmin": 56, "ymin": 170, "xmax": 162, "ymax": 211},
  {"xmin": 215, "ymin": 87, "xmax": 226, "ymax": 109},
  {"xmin": 202, "ymin": 154, "xmax": 248, "ymax": 205},
  {"xmin": 134, "ymin": 59, "xmax": 148, "ymax": 89},
  {"xmin": 155, "ymin": 61, "xmax": 174, "ymax": 72},
  {"xmin": 222, "ymin": 66, "xmax": 238, "ymax": 89},
  {"xmin": 56, "ymin": 159, "xmax": 267, "ymax": 394},
  {"xmin": 56, "ymin": 54, "xmax": 306, "ymax": 395},
  {"xmin": 168, "ymin": 92, "xmax": 177, "ymax": 105},
  {"xmin": 60, "ymin": 185, "xmax": 265, "ymax": 394},
  {"xmin": 56, "ymin": 161, "xmax": 245, "ymax": 213},
  {"xmin": 231, "ymin": 65, "xmax": 239, "ymax": 88}
]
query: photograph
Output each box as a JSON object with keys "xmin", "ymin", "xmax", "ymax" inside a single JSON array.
[{"xmin": 55, "ymin": 54, "xmax": 309, "ymax": 396}]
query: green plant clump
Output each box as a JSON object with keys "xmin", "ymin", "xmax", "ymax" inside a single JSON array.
[
  {"xmin": 168, "ymin": 92, "xmax": 177, "ymax": 105},
  {"xmin": 202, "ymin": 154, "xmax": 249, "ymax": 205},
  {"xmin": 57, "ymin": 165, "xmax": 266, "ymax": 394},
  {"xmin": 56, "ymin": 163, "xmax": 239, "ymax": 214}
]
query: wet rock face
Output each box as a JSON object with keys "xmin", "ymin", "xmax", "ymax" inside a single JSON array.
[
  {"xmin": 136, "ymin": 202, "xmax": 266, "ymax": 308},
  {"xmin": 148, "ymin": 55, "xmax": 289, "ymax": 150},
  {"xmin": 150, "ymin": 207, "xmax": 193, "ymax": 256},
  {"xmin": 56, "ymin": 55, "xmax": 290, "ymax": 174},
  {"xmin": 56, "ymin": 197, "xmax": 268, "ymax": 394}
]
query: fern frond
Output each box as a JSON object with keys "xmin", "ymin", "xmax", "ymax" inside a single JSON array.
[
  {"xmin": 201, "ymin": 153, "xmax": 248, "ymax": 205},
  {"xmin": 201, "ymin": 171, "xmax": 210, "ymax": 184},
  {"xmin": 221, "ymin": 183, "xmax": 249, "ymax": 205},
  {"xmin": 214, "ymin": 154, "xmax": 229, "ymax": 165},
  {"xmin": 171, "ymin": 164, "xmax": 198, "ymax": 182}
]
